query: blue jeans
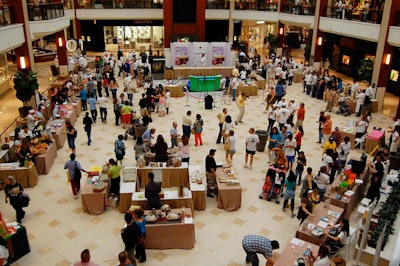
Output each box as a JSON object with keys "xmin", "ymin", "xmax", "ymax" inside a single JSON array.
[
  {"xmin": 296, "ymin": 168, "xmax": 304, "ymax": 184},
  {"xmin": 171, "ymin": 138, "xmax": 177, "ymax": 148},
  {"xmin": 232, "ymin": 89, "xmax": 237, "ymax": 101},
  {"xmin": 318, "ymin": 187, "xmax": 326, "ymax": 201},
  {"xmin": 128, "ymin": 93, "xmax": 133, "ymax": 105},
  {"xmin": 86, "ymin": 128, "xmax": 91, "ymax": 144},
  {"xmin": 318, "ymin": 128, "xmax": 323, "ymax": 143}
]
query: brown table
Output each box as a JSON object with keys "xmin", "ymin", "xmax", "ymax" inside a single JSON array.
[
  {"xmin": 81, "ymin": 178, "xmax": 108, "ymax": 215},
  {"xmin": 274, "ymin": 238, "xmax": 319, "ymax": 266},
  {"xmin": 62, "ymin": 105, "xmax": 77, "ymax": 126},
  {"xmin": 33, "ymin": 143, "xmax": 57, "ymax": 175},
  {"xmin": 119, "ymin": 181, "xmax": 136, "ymax": 213},
  {"xmin": 338, "ymin": 129, "xmax": 356, "ymax": 148},
  {"xmin": 51, "ymin": 121, "xmax": 67, "ymax": 149},
  {"xmin": 189, "ymin": 165, "xmax": 206, "ymax": 211},
  {"xmin": 0, "ymin": 143, "xmax": 17, "ymax": 163},
  {"xmin": 131, "ymin": 189, "xmax": 194, "ymax": 215},
  {"xmin": 164, "ymin": 85, "xmax": 184, "ymax": 97},
  {"xmin": 237, "ymin": 84, "xmax": 258, "ymax": 96},
  {"xmin": 256, "ymin": 75, "xmax": 266, "ymax": 90},
  {"xmin": 293, "ymin": 73, "xmax": 304, "ymax": 83},
  {"xmin": 365, "ymin": 134, "xmax": 385, "ymax": 155},
  {"xmin": 164, "ymin": 67, "xmax": 234, "ymax": 79},
  {"xmin": 295, "ymin": 204, "xmax": 344, "ymax": 246},
  {"xmin": 73, "ymin": 100, "xmax": 82, "ymax": 117},
  {"xmin": 216, "ymin": 168, "xmax": 242, "ymax": 211},
  {"xmin": 0, "ymin": 163, "xmax": 39, "ymax": 188},
  {"xmin": 136, "ymin": 164, "xmax": 189, "ymax": 190},
  {"xmin": 144, "ymin": 209, "xmax": 195, "ymax": 250}
]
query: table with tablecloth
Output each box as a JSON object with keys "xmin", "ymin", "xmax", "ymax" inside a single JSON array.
[
  {"xmin": 0, "ymin": 163, "xmax": 39, "ymax": 188},
  {"xmin": 216, "ymin": 168, "xmax": 242, "ymax": 211},
  {"xmin": 338, "ymin": 128, "xmax": 356, "ymax": 148},
  {"xmin": 72, "ymin": 100, "xmax": 82, "ymax": 117},
  {"xmin": 164, "ymin": 67, "xmax": 234, "ymax": 79},
  {"xmin": 164, "ymin": 85, "xmax": 184, "ymax": 97},
  {"xmin": 119, "ymin": 181, "xmax": 136, "ymax": 213},
  {"xmin": 50, "ymin": 121, "xmax": 67, "ymax": 149},
  {"xmin": 144, "ymin": 209, "xmax": 195, "ymax": 250},
  {"xmin": 293, "ymin": 73, "xmax": 305, "ymax": 83},
  {"xmin": 256, "ymin": 75, "xmax": 266, "ymax": 90},
  {"xmin": 0, "ymin": 143, "xmax": 17, "ymax": 163},
  {"xmin": 274, "ymin": 238, "xmax": 319, "ymax": 266},
  {"xmin": 81, "ymin": 177, "xmax": 108, "ymax": 215},
  {"xmin": 136, "ymin": 163, "xmax": 189, "ymax": 189},
  {"xmin": 131, "ymin": 189, "xmax": 194, "ymax": 215},
  {"xmin": 189, "ymin": 165, "xmax": 206, "ymax": 211},
  {"xmin": 295, "ymin": 204, "xmax": 344, "ymax": 246},
  {"xmin": 364, "ymin": 130, "xmax": 385, "ymax": 154},
  {"xmin": 62, "ymin": 105, "xmax": 77, "ymax": 126},
  {"xmin": 237, "ymin": 84, "xmax": 258, "ymax": 96},
  {"xmin": 33, "ymin": 142, "xmax": 57, "ymax": 175}
]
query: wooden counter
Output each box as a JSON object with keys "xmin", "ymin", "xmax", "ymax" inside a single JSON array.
[
  {"xmin": 136, "ymin": 163, "xmax": 189, "ymax": 190},
  {"xmin": 274, "ymin": 238, "xmax": 319, "ymax": 266},
  {"xmin": 164, "ymin": 85, "xmax": 184, "ymax": 97},
  {"xmin": 237, "ymin": 84, "xmax": 258, "ymax": 96}
]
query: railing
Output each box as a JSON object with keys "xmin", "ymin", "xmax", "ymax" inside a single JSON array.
[
  {"xmin": 206, "ymin": 0, "xmax": 229, "ymax": 9},
  {"xmin": 234, "ymin": 1, "xmax": 277, "ymax": 11},
  {"xmin": 326, "ymin": 6, "xmax": 383, "ymax": 24},
  {"xmin": 73, "ymin": 0, "xmax": 163, "ymax": 9},
  {"xmin": 27, "ymin": 3, "xmax": 64, "ymax": 21},
  {"xmin": 0, "ymin": 116, "xmax": 19, "ymax": 145},
  {"xmin": 281, "ymin": 3, "xmax": 316, "ymax": 16},
  {"xmin": 0, "ymin": 3, "xmax": 15, "ymax": 25}
]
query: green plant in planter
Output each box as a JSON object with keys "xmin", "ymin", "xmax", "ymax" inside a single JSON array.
[
  {"xmin": 267, "ymin": 34, "xmax": 278, "ymax": 54},
  {"xmin": 357, "ymin": 58, "xmax": 374, "ymax": 83},
  {"xmin": 13, "ymin": 71, "xmax": 39, "ymax": 107}
]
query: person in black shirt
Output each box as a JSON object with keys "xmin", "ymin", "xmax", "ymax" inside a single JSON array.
[
  {"xmin": 145, "ymin": 173, "xmax": 161, "ymax": 209},
  {"xmin": 82, "ymin": 112, "xmax": 93, "ymax": 146},
  {"xmin": 153, "ymin": 135, "xmax": 168, "ymax": 162},
  {"xmin": 121, "ymin": 212, "xmax": 142, "ymax": 266},
  {"xmin": 205, "ymin": 149, "xmax": 217, "ymax": 198},
  {"xmin": 5, "ymin": 176, "xmax": 26, "ymax": 223}
]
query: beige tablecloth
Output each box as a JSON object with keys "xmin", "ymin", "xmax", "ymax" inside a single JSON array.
[
  {"xmin": 164, "ymin": 85, "xmax": 184, "ymax": 97},
  {"xmin": 274, "ymin": 238, "xmax": 319, "ymax": 266},
  {"xmin": 295, "ymin": 204, "xmax": 344, "ymax": 246},
  {"xmin": 216, "ymin": 168, "xmax": 242, "ymax": 211},
  {"xmin": 0, "ymin": 166, "xmax": 39, "ymax": 188},
  {"xmin": 34, "ymin": 143, "xmax": 57, "ymax": 175},
  {"xmin": 192, "ymin": 190, "xmax": 206, "ymax": 211},
  {"xmin": 237, "ymin": 84, "xmax": 258, "ymax": 96},
  {"xmin": 73, "ymin": 100, "xmax": 82, "ymax": 117},
  {"xmin": 136, "ymin": 167, "xmax": 189, "ymax": 189},
  {"xmin": 52, "ymin": 122, "xmax": 67, "ymax": 149},
  {"xmin": 293, "ymin": 73, "xmax": 304, "ymax": 83},
  {"xmin": 144, "ymin": 209, "xmax": 195, "ymax": 250},
  {"xmin": 81, "ymin": 178, "xmax": 108, "ymax": 215},
  {"xmin": 256, "ymin": 75, "xmax": 266, "ymax": 90},
  {"xmin": 338, "ymin": 130, "xmax": 356, "ymax": 149}
]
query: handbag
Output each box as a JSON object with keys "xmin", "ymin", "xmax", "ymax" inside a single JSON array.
[
  {"xmin": 74, "ymin": 161, "xmax": 82, "ymax": 180},
  {"xmin": 224, "ymin": 141, "xmax": 231, "ymax": 151},
  {"xmin": 19, "ymin": 192, "xmax": 30, "ymax": 207}
]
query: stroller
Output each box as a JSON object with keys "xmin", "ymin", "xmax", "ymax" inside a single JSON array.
[
  {"xmin": 259, "ymin": 167, "xmax": 285, "ymax": 203},
  {"xmin": 337, "ymin": 97, "xmax": 350, "ymax": 116},
  {"xmin": 124, "ymin": 117, "xmax": 141, "ymax": 140}
]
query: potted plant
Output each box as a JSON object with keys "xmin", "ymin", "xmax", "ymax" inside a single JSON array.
[
  {"xmin": 13, "ymin": 71, "xmax": 39, "ymax": 117},
  {"xmin": 357, "ymin": 58, "xmax": 374, "ymax": 83}
]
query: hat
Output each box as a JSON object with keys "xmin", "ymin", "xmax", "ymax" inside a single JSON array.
[
  {"xmin": 308, "ymin": 190, "xmax": 313, "ymax": 194},
  {"xmin": 209, "ymin": 149, "xmax": 216, "ymax": 155},
  {"xmin": 28, "ymin": 110, "xmax": 34, "ymax": 114}
]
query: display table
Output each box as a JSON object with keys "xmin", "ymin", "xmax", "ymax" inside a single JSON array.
[
  {"xmin": 189, "ymin": 165, "xmax": 206, "ymax": 211},
  {"xmin": 323, "ymin": 169, "xmax": 369, "ymax": 220},
  {"xmin": 164, "ymin": 85, "xmax": 184, "ymax": 97},
  {"xmin": 364, "ymin": 130, "xmax": 385, "ymax": 154},
  {"xmin": 81, "ymin": 178, "xmax": 108, "ymax": 215},
  {"xmin": 119, "ymin": 181, "xmax": 136, "ymax": 213},
  {"xmin": 164, "ymin": 67, "xmax": 234, "ymax": 79},
  {"xmin": 136, "ymin": 163, "xmax": 189, "ymax": 189},
  {"xmin": 237, "ymin": 84, "xmax": 258, "ymax": 96},
  {"xmin": 0, "ymin": 143, "xmax": 16, "ymax": 163},
  {"xmin": 73, "ymin": 100, "xmax": 82, "ymax": 117},
  {"xmin": 293, "ymin": 73, "xmax": 304, "ymax": 83},
  {"xmin": 144, "ymin": 209, "xmax": 195, "ymax": 250},
  {"xmin": 274, "ymin": 238, "xmax": 319, "ymax": 266},
  {"xmin": 131, "ymin": 189, "xmax": 194, "ymax": 214},
  {"xmin": 338, "ymin": 128, "xmax": 356, "ymax": 148},
  {"xmin": 5, "ymin": 224, "xmax": 30, "ymax": 262},
  {"xmin": 216, "ymin": 168, "xmax": 242, "ymax": 211},
  {"xmin": 344, "ymin": 99, "xmax": 356, "ymax": 113},
  {"xmin": 295, "ymin": 204, "xmax": 344, "ymax": 246},
  {"xmin": 0, "ymin": 163, "xmax": 38, "ymax": 188},
  {"xmin": 256, "ymin": 75, "xmax": 266, "ymax": 90},
  {"xmin": 370, "ymin": 99, "xmax": 378, "ymax": 113},
  {"xmin": 33, "ymin": 142, "xmax": 57, "ymax": 175}
]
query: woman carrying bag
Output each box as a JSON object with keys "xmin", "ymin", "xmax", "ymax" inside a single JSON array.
[{"xmin": 5, "ymin": 176, "xmax": 28, "ymax": 223}]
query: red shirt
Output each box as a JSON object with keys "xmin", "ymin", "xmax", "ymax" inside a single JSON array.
[
  {"xmin": 295, "ymin": 131, "xmax": 302, "ymax": 146},
  {"xmin": 297, "ymin": 107, "xmax": 305, "ymax": 121}
]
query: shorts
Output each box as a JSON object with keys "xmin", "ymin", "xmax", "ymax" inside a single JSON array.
[
  {"xmin": 227, "ymin": 150, "xmax": 236, "ymax": 155},
  {"xmin": 121, "ymin": 113, "xmax": 132, "ymax": 124},
  {"xmin": 206, "ymin": 172, "xmax": 216, "ymax": 189},
  {"xmin": 116, "ymin": 153, "xmax": 124, "ymax": 160},
  {"xmin": 246, "ymin": 149, "xmax": 256, "ymax": 155},
  {"xmin": 67, "ymin": 137, "xmax": 75, "ymax": 149},
  {"xmin": 286, "ymin": 155, "xmax": 295, "ymax": 162}
]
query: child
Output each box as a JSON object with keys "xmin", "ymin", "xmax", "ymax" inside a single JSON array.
[{"xmin": 295, "ymin": 151, "xmax": 307, "ymax": 185}]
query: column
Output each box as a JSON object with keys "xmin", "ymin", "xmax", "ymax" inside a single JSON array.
[
  {"xmin": 55, "ymin": 30, "xmax": 68, "ymax": 65},
  {"xmin": 309, "ymin": 0, "xmax": 323, "ymax": 67},
  {"xmin": 228, "ymin": 0, "xmax": 234, "ymax": 43}
]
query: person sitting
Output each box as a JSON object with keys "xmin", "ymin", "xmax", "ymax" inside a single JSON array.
[
  {"xmin": 19, "ymin": 125, "xmax": 33, "ymax": 140},
  {"xmin": 325, "ymin": 219, "xmax": 349, "ymax": 254},
  {"xmin": 308, "ymin": 246, "xmax": 330, "ymax": 266}
]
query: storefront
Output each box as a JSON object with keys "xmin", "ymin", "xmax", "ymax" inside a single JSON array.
[
  {"xmin": 0, "ymin": 54, "xmax": 11, "ymax": 93},
  {"xmin": 386, "ymin": 48, "xmax": 400, "ymax": 96}
]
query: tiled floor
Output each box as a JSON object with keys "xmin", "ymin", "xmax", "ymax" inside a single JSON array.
[{"xmin": 0, "ymin": 50, "xmax": 395, "ymax": 265}]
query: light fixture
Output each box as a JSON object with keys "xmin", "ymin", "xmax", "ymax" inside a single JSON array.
[
  {"xmin": 384, "ymin": 54, "xmax": 391, "ymax": 65},
  {"xmin": 257, "ymin": 21, "xmax": 265, "ymax": 24},
  {"xmin": 93, "ymin": 19, "xmax": 96, "ymax": 25},
  {"xmin": 317, "ymin": 37, "xmax": 323, "ymax": 46},
  {"xmin": 279, "ymin": 27, "xmax": 284, "ymax": 35},
  {"xmin": 19, "ymin": 56, "xmax": 26, "ymax": 70},
  {"xmin": 57, "ymin": 37, "xmax": 63, "ymax": 47}
]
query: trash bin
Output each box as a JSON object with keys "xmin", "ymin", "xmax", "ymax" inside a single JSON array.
[
  {"xmin": 255, "ymin": 130, "xmax": 268, "ymax": 152},
  {"xmin": 134, "ymin": 124, "xmax": 148, "ymax": 139}
]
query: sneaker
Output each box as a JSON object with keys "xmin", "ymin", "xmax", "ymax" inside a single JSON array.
[{"xmin": 243, "ymin": 164, "xmax": 248, "ymax": 168}]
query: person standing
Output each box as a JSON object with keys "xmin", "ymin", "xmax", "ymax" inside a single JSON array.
[
  {"xmin": 73, "ymin": 249, "xmax": 99, "ymax": 266},
  {"xmin": 294, "ymin": 102, "xmax": 305, "ymax": 131},
  {"xmin": 337, "ymin": 136, "xmax": 351, "ymax": 170},
  {"xmin": 355, "ymin": 90, "xmax": 366, "ymax": 117},
  {"xmin": 182, "ymin": 110, "xmax": 192, "ymax": 139},
  {"xmin": 134, "ymin": 137, "xmax": 147, "ymax": 161},
  {"xmin": 108, "ymin": 158, "xmax": 122, "ymax": 198},
  {"xmin": 145, "ymin": 173, "xmax": 161, "ymax": 209},
  {"xmin": 297, "ymin": 190, "xmax": 315, "ymax": 224},
  {"xmin": 80, "ymin": 86, "xmax": 88, "ymax": 111},
  {"xmin": 4, "ymin": 176, "xmax": 26, "ymax": 223},
  {"xmin": 133, "ymin": 208, "xmax": 146, "ymax": 263},
  {"xmin": 193, "ymin": 114, "xmax": 204, "ymax": 146},
  {"xmin": 165, "ymin": 89, "xmax": 171, "ymax": 114},
  {"xmin": 65, "ymin": 120, "xmax": 77, "ymax": 154},
  {"xmin": 87, "ymin": 94, "xmax": 98, "ymax": 123},
  {"xmin": 216, "ymin": 108, "xmax": 227, "ymax": 144},
  {"xmin": 153, "ymin": 135, "xmax": 169, "ymax": 162},
  {"xmin": 231, "ymin": 75, "xmax": 238, "ymax": 101},
  {"xmin": 205, "ymin": 149, "xmax": 217, "ymax": 197},
  {"xmin": 225, "ymin": 130, "xmax": 236, "ymax": 165},
  {"xmin": 235, "ymin": 92, "xmax": 246, "ymax": 125},
  {"xmin": 113, "ymin": 97, "xmax": 122, "ymax": 126},
  {"xmin": 170, "ymin": 121, "xmax": 180, "ymax": 148},
  {"xmin": 178, "ymin": 135, "xmax": 190, "ymax": 163},
  {"xmin": 282, "ymin": 171, "xmax": 297, "ymax": 218},
  {"xmin": 121, "ymin": 100, "xmax": 133, "ymax": 129},
  {"xmin": 244, "ymin": 128, "xmax": 260, "ymax": 170},
  {"xmin": 242, "ymin": 235, "xmax": 279, "ymax": 266},
  {"xmin": 284, "ymin": 133, "xmax": 296, "ymax": 170},
  {"xmin": 114, "ymin": 135, "xmax": 126, "ymax": 165},
  {"xmin": 322, "ymin": 114, "xmax": 332, "ymax": 144},
  {"xmin": 83, "ymin": 112, "xmax": 93, "ymax": 146},
  {"xmin": 64, "ymin": 154, "xmax": 88, "ymax": 199},
  {"xmin": 98, "ymin": 95, "xmax": 108, "ymax": 123},
  {"xmin": 121, "ymin": 212, "xmax": 141, "ymax": 266}
]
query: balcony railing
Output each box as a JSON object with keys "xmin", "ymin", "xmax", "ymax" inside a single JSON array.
[
  {"xmin": 234, "ymin": 1, "xmax": 277, "ymax": 11},
  {"xmin": 326, "ymin": 6, "xmax": 383, "ymax": 24},
  {"xmin": 206, "ymin": 0, "xmax": 229, "ymax": 9},
  {"xmin": 27, "ymin": 3, "xmax": 64, "ymax": 21},
  {"xmin": 281, "ymin": 3, "xmax": 315, "ymax": 16},
  {"xmin": 69, "ymin": 0, "xmax": 163, "ymax": 9}
]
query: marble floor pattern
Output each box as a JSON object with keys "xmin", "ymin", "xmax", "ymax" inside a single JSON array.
[{"xmin": 0, "ymin": 60, "xmax": 395, "ymax": 266}]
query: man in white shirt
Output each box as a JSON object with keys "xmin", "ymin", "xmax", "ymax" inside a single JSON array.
[
  {"xmin": 278, "ymin": 103, "xmax": 290, "ymax": 131},
  {"xmin": 244, "ymin": 127, "xmax": 259, "ymax": 170},
  {"xmin": 274, "ymin": 63, "xmax": 282, "ymax": 80},
  {"xmin": 355, "ymin": 90, "xmax": 366, "ymax": 116},
  {"xmin": 182, "ymin": 110, "xmax": 193, "ymax": 139},
  {"xmin": 305, "ymin": 72, "xmax": 312, "ymax": 95},
  {"xmin": 364, "ymin": 81, "xmax": 373, "ymax": 105},
  {"xmin": 200, "ymin": 53, "xmax": 206, "ymax": 66},
  {"xmin": 350, "ymin": 79, "xmax": 360, "ymax": 99},
  {"xmin": 97, "ymin": 96, "xmax": 108, "ymax": 123},
  {"xmin": 284, "ymin": 133, "xmax": 296, "ymax": 170},
  {"xmin": 170, "ymin": 121, "xmax": 180, "ymax": 148}
]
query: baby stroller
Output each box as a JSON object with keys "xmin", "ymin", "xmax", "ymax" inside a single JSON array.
[
  {"xmin": 259, "ymin": 167, "xmax": 285, "ymax": 203},
  {"xmin": 124, "ymin": 117, "xmax": 141, "ymax": 140},
  {"xmin": 337, "ymin": 97, "xmax": 350, "ymax": 116},
  {"xmin": 259, "ymin": 168, "xmax": 274, "ymax": 199}
]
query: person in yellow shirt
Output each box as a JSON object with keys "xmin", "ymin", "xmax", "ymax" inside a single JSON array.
[
  {"xmin": 235, "ymin": 92, "xmax": 246, "ymax": 125},
  {"xmin": 216, "ymin": 108, "xmax": 227, "ymax": 144},
  {"xmin": 322, "ymin": 136, "xmax": 337, "ymax": 155}
]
